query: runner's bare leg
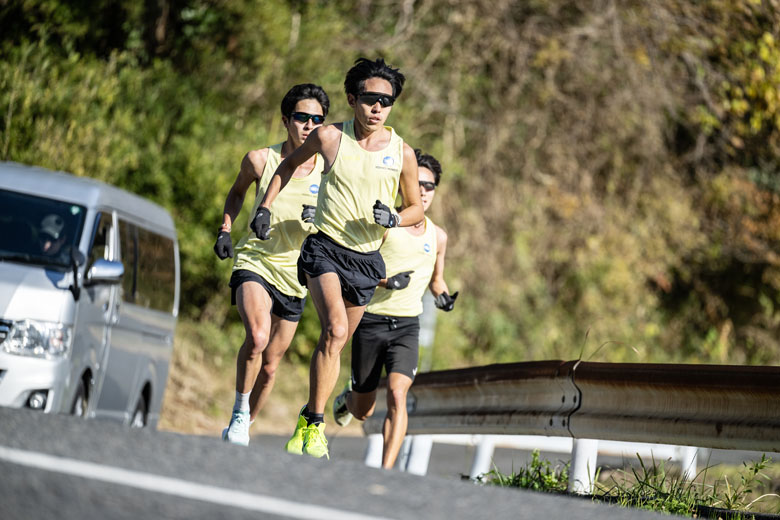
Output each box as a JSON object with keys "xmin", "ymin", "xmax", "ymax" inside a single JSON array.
[
  {"xmin": 382, "ymin": 372, "xmax": 414, "ymax": 468},
  {"xmin": 306, "ymin": 272, "xmax": 366, "ymax": 414},
  {"xmin": 235, "ymin": 282, "xmax": 274, "ymax": 394},
  {"xmin": 249, "ymin": 315, "xmax": 299, "ymax": 421}
]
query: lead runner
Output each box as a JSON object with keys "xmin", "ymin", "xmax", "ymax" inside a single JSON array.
[{"xmin": 253, "ymin": 57, "xmax": 424, "ymax": 459}]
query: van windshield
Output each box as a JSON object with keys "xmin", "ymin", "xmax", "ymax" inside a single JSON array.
[{"xmin": 0, "ymin": 189, "xmax": 87, "ymax": 269}]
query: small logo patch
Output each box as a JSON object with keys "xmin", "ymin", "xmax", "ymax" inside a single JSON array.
[
  {"xmin": 382, "ymin": 156, "xmax": 395, "ymax": 167},
  {"xmin": 423, "ymin": 243, "xmax": 431, "ymax": 253},
  {"xmin": 309, "ymin": 184, "xmax": 319, "ymax": 194}
]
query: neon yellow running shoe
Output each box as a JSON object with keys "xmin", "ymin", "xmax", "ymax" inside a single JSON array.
[
  {"xmin": 302, "ymin": 422, "xmax": 329, "ymax": 459},
  {"xmin": 284, "ymin": 406, "xmax": 307, "ymax": 455}
]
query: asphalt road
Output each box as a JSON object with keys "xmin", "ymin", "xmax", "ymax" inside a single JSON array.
[{"xmin": 0, "ymin": 406, "xmax": 676, "ymax": 520}]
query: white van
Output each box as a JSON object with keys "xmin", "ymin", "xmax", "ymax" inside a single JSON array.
[{"xmin": 0, "ymin": 162, "xmax": 180, "ymax": 428}]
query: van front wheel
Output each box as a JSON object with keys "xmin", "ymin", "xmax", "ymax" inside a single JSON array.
[
  {"xmin": 130, "ymin": 394, "xmax": 147, "ymax": 428},
  {"xmin": 71, "ymin": 380, "xmax": 88, "ymax": 418}
]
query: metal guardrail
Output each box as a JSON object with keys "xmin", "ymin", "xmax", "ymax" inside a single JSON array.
[{"xmin": 363, "ymin": 360, "xmax": 780, "ymax": 453}]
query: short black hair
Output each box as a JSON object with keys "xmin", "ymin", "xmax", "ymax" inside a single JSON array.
[
  {"xmin": 414, "ymin": 149, "xmax": 443, "ymax": 185},
  {"xmin": 344, "ymin": 57, "xmax": 405, "ymax": 98},
  {"xmin": 281, "ymin": 83, "xmax": 330, "ymax": 118}
]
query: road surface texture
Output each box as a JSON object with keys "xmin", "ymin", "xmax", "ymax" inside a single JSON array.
[{"xmin": 0, "ymin": 406, "xmax": 678, "ymax": 520}]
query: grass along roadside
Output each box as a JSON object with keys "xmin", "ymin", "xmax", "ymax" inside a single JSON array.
[{"xmin": 480, "ymin": 450, "xmax": 780, "ymax": 518}]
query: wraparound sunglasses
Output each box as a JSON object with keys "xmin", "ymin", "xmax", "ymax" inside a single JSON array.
[
  {"xmin": 357, "ymin": 92, "xmax": 396, "ymax": 107},
  {"xmin": 291, "ymin": 112, "xmax": 325, "ymax": 124}
]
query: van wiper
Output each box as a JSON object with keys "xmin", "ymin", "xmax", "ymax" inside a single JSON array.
[
  {"xmin": 37, "ymin": 256, "xmax": 68, "ymax": 267},
  {"xmin": 0, "ymin": 252, "xmax": 34, "ymax": 264},
  {"xmin": 5, "ymin": 254, "xmax": 67, "ymax": 268}
]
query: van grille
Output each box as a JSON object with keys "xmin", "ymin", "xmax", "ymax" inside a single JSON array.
[{"xmin": 0, "ymin": 320, "xmax": 10, "ymax": 345}]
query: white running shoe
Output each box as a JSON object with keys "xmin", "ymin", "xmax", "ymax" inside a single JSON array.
[
  {"xmin": 222, "ymin": 410, "xmax": 250, "ymax": 446},
  {"xmin": 332, "ymin": 380, "xmax": 353, "ymax": 427}
]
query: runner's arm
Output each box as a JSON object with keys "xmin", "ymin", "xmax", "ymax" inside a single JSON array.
[
  {"xmin": 395, "ymin": 143, "xmax": 424, "ymax": 227},
  {"xmin": 219, "ymin": 148, "xmax": 269, "ymax": 231},
  {"xmin": 429, "ymin": 224, "xmax": 451, "ymax": 297},
  {"xmin": 377, "ymin": 230, "xmax": 392, "ymax": 287}
]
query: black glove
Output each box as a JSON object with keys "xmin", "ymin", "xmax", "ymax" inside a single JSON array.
[
  {"xmin": 373, "ymin": 200, "xmax": 400, "ymax": 228},
  {"xmin": 385, "ymin": 270, "xmax": 413, "ymax": 290},
  {"xmin": 434, "ymin": 291, "xmax": 459, "ymax": 311},
  {"xmin": 213, "ymin": 230, "xmax": 233, "ymax": 260},
  {"xmin": 301, "ymin": 204, "xmax": 316, "ymax": 224},
  {"xmin": 250, "ymin": 207, "xmax": 272, "ymax": 240}
]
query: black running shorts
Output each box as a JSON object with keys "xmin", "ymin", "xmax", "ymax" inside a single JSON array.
[
  {"xmin": 350, "ymin": 311, "xmax": 420, "ymax": 393},
  {"xmin": 229, "ymin": 269, "xmax": 306, "ymax": 322},
  {"xmin": 297, "ymin": 232, "xmax": 385, "ymax": 306}
]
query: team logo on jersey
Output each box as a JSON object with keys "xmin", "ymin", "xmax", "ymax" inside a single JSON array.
[
  {"xmin": 423, "ymin": 243, "xmax": 431, "ymax": 253},
  {"xmin": 309, "ymin": 184, "xmax": 319, "ymax": 194},
  {"xmin": 382, "ymin": 156, "xmax": 395, "ymax": 167}
]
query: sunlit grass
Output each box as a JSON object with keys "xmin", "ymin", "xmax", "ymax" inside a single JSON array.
[{"xmin": 481, "ymin": 450, "xmax": 780, "ymax": 518}]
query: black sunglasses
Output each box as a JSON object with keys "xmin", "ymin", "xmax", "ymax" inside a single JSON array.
[
  {"xmin": 419, "ymin": 180, "xmax": 436, "ymax": 192},
  {"xmin": 290, "ymin": 112, "xmax": 325, "ymax": 124},
  {"xmin": 357, "ymin": 91, "xmax": 395, "ymax": 108}
]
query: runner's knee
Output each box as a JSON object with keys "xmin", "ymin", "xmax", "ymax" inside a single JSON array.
[
  {"xmin": 322, "ymin": 321, "xmax": 348, "ymax": 348},
  {"xmin": 246, "ymin": 329, "xmax": 270, "ymax": 358},
  {"xmin": 386, "ymin": 387, "xmax": 408, "ymax": 413}
]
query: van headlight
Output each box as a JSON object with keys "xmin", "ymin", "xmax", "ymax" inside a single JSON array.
[{"xmin": 2, "ymin": 320, "xmax": 73, "ymax": 359}]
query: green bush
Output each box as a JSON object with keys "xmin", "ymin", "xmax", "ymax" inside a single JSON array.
[{"xmin": 3, "ymin": 0, "xmax": 780, "ymax": 369}]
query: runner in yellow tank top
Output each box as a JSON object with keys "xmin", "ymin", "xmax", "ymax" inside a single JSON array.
[
  {"xmin": 331, "ymin": 149, "xmax": 459, "ymax": 469},
  {"xmin": 255, "ymin": 58, "xmax": 424, "ymax": 459},
  {"xmin": 212, "ymin": 84, "xmax": 330, "ymax": 446}
]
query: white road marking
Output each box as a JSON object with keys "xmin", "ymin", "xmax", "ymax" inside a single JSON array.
[{"xmin": 0, "ymin": 445, "xmax": 393, "ymax": 520}]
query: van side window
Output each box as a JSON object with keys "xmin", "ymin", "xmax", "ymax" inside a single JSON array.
[
  {"xmin": 118, "ymin": 220, "xmax": 138, "ymax": 304},
  {"xmin": 118, "ymin": 219, "xmax": 175, "ymax": 314},
  {"xmin": 88, "ymin": 212, "xmax": 113, "ymax": 267},
  {"xmin": 136, "ymin": 227, "xmax": 176, "ymax": 313}
]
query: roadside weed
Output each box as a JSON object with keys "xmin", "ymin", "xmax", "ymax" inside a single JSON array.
[{"xmin": 481, "ymin": 450, "xmax": 779, "ymax": 517}]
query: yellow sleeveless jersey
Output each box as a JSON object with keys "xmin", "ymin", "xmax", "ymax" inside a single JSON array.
[
  {"xmin": 233, "ymin": 143, "xmax": 322, "ymax": 298},
  {"xmin": 314, "ymin": 119, "xmax": 404, "ymax": 253},
  {"xmin": 366, "ymin": 217, "xmax": 438, "ymax": 317}
]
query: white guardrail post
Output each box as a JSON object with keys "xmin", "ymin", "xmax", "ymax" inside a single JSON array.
[
  {"xmin": 568, "ymin": 438, "xmax": 598, "ymax": 494},
  {"xmin": 402, "ymin": 435, "xmax": 433, "ymax": 475},
  {"xmin": 364, "ymin": 434, "xmax": 383, "ymax": 468},
  {"xmin": 676, "ymin": 445, "xmax": 698, "ymax": 481},
  {"xmin": 469, "ymin": 435, "xmax": 496, "ymax": 480}
]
